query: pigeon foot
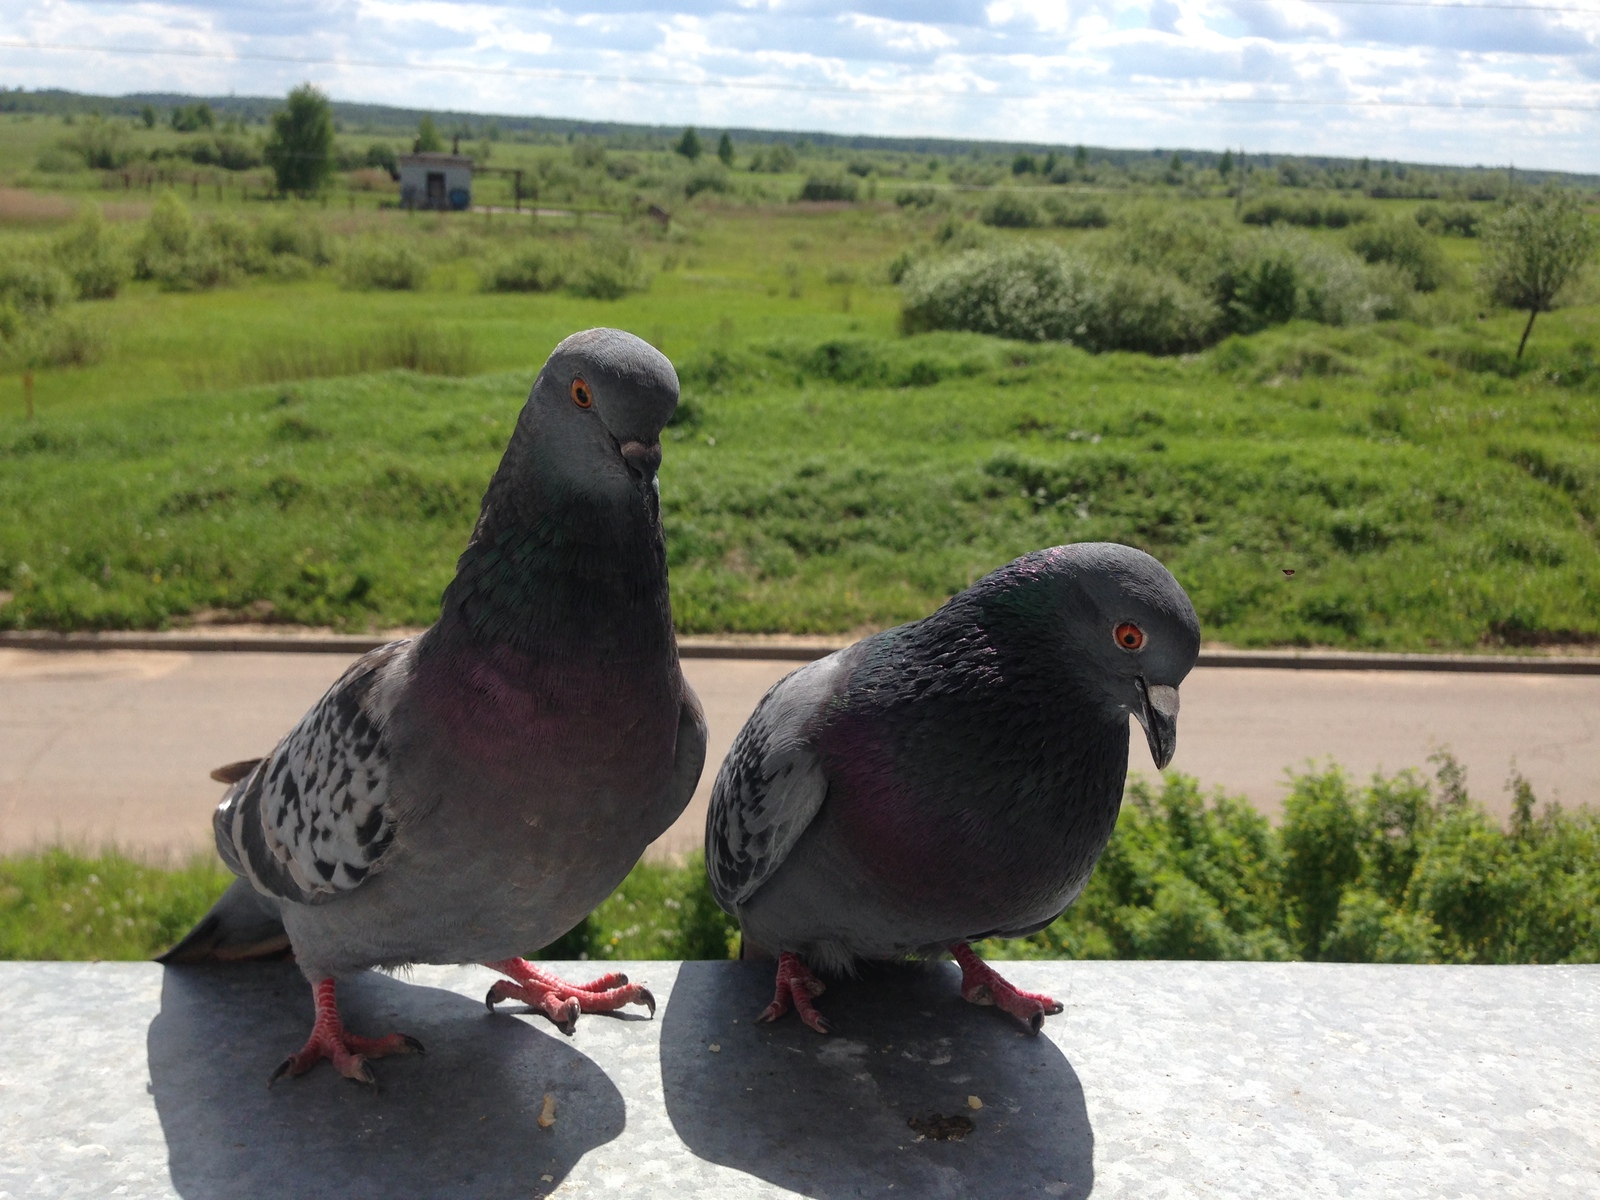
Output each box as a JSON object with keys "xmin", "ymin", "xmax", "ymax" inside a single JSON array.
[
  {"xmin": 269, "ymin": 977, "xmax": 424, "ymax": 1087},
  {"xmin": 758, "ymin": 952, "xmax": 830, "ymax": 1033},
  {"xmin": 950, "ymin": 942, "xmax": 1064, "ymax": 1034},
  {"xmin": 484, "ymin": 958, "xmax": 656, "ymax": 1035}
]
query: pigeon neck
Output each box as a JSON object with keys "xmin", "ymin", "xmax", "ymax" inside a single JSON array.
[{"xmin": 432, "ymin": 471, "xmax": 673, "ymax": 666}]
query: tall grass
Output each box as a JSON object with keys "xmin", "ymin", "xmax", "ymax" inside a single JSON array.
[{"xmin": 182, "ymin": 324, "xmax": 481, "ymax": 388}]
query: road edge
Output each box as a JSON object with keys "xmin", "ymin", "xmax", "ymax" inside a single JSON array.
[{"xmin": 2, "ymin": 629, "xmax": 1599, "ymax": 674}]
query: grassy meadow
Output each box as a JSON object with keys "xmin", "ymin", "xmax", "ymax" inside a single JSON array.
[{"xmin": 0, "ymin": 130, "xmax": 1593, "ymax": 649}]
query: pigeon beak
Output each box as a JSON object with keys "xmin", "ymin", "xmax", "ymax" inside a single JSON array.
[
  {"xmin": 620, "ymin": 440, "xmax": 663, "ymax": 481},
  {"xmin": 1134, "ymin": 679, "xmax": 1180, "ymax": 770}
]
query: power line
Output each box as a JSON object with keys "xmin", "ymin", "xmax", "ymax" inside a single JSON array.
[{"xmin": 0, "ymin": 38, "xmax": 1597, "ymax": 113}]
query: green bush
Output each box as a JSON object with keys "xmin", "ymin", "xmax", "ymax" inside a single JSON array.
[
  {"xmin": 798, "ymin": 175, "xmax": 858, "ymax": 202},
  {"xmin": 997, "ymin": 759, "xmax": 1600, "ymax": 964},
  {"xmin": 1042, "ymin": 197, "xmax": 1111, "ymax": 229},
  {"xmin": 1350, "ymin": 219, "xmax": 1447, "ymax": 292},
  {"xmin": 341, "ymin": 240, "xmax": 429, "ymax": 291},
  {"xmin": 1241, "ymin": 195, "xmax": 1372, "ymax": 229},
  {"xmin": 900, "ymin": 241, "xmax": 1221, "ymax": 354},
  {"xmin": 1414, "ymin": 202, "xmax": 1483, "ymax": 238},
  {"xmin": 52, "ymin": 205, "xmax": 130, "ymax": 300},
  {"xmin": 484, "ymin": 245, "xmax": 566, "ymax": 293},
  {"xmin": 567, "ymin": 236, "xmax": 649, "ymax": 300},
  {"xmin": 0, "ymin": 256, "xmax": 70, "ymax": 316},
  {"xmin": 980, "ymin": 191, "xmax": 1041, "ymax": 229}
]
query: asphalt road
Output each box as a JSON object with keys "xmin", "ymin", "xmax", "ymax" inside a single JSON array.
[{"xmin": 2, "ymin": 648, "xmax": 1596, "ymax": 862}]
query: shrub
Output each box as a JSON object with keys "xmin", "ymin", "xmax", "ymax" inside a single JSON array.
[
  {"xmin": 1002, "ymin": 759, "xmax": 1600, "ymax": 965},
  {"xmin": 1349, "ymin": 218, "xmax": 1446, "ymax": 291},
  {"xmin": 1414, "ymin": 202, "xmax": 1483, "ymax": 238},
  {"xmin": 900, "ymin": 241, "xmax": 1219, "ymax": 354},
  {"xmin": 255, "ymin": 211, "xmax": 334, "ymax": 266},
  {"xmin": 798, "ymin": 175, "xmax": 858, "ymax": 202},
  {"xmin": 895, "ymin": 186, "xmax": 938, "ymax": 208},
  {"xmin": 567, "ymin": 236, "xmax": 649, "ymax": 300},
  {"xmin": 0, "ymin": 256, "xmax": 70, "ymax": 316},
  {"xmin": 980, "ymin": 191, "xmax": 1042, "ymax": 228},
  {"xmin": 341, "ymin": 241, "xmax": 429, "ymax": 291},
  {"xmin": 1241, "ymin": 195, "xmax": 1372, "ymax": 229},
  {"xmin": 1042, "ymin": 197, "xmax": 1111, "ymax": 229},
  {"xmin": 484, "ymin": 245, "xmax": 566, "ymax": 293},
  {"xmin": 684, "ymin": 166, "xmax": 733, "ymax": 198},
  {"xmin": 52, "ymin": 205, "xmax": 130, "ymax": 300}
]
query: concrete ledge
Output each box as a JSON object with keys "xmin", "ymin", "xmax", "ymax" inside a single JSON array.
[
  {"xmin": 1, "ymin": 960, "xmax": 1595, "ymax": 1198},
  {"xmin": 3, "ymin": 628, "xmax": 1600, "ymax": 673}
]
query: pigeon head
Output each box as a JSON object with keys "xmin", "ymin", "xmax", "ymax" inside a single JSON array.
[
  {"xmin": 522, "ymin": 327, "xmax": 679, "ymax": 490},
  {"xmin": 986, "ymin": 543, "xmax": 1201, "ymax": 769}
]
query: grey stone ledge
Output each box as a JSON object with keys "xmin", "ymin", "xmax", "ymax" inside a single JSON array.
[{"xmin": 1, "ymin": 960, "xmax": 1596, "ymax": 1199}]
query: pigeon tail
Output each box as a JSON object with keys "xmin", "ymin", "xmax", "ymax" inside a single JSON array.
[{"xmin": 156, "ymin": 876, "xmax": 292, "ymax": 964}]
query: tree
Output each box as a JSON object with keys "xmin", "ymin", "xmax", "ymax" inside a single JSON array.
[
  {"xmin": 716, "ymin": 132, "xmax": 734, "ymax": 166},
  {"xmin": 1073, "ymin": 144, "xmax": 1088, "ymax": 170},
  {"xmin": 263, "ymin": 84, "xmax": 335, "ymax": 198},
  {"xmin": 1218, "ymin": 149, "xmax": 1234, "ymax": 180},
  {"xmin": 1480, "ymin": 191, "xmax": 1598, "ymax": 358},
  {"xmin": 414, "ymin": 116, "xmax": 444, "ymax": 153},
  {"xmin": 675, "ymin": 127, "xmax": 702, "ymax": 161},
  {"xmin": 139, "ymin": 104, "xmax": 157, "ymax": 130}
]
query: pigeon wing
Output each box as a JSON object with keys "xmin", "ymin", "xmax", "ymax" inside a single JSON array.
[
  {"xmin": 214, "ymin": 639, "xmax": 414, "ymax": 906},
  {"xmin": 706, "ymin": 651, "xmax": 848, "ymax": 911}
]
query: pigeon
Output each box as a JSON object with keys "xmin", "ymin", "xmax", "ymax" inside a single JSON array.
[
  {"xmin": 160, "ymin": 328, "xmax": 708, "ymax": 1084},
  {"xmin": 705, "ymin": 543, "xmax": 1199, "ymax": 1033}
]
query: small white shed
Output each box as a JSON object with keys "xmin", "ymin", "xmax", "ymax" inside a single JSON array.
[{"xmin": 398, "ymin": 153, "xmax": 473, "ymax": 211}]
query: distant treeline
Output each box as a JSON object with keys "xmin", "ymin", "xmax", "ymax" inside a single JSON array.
[{"xmin": 0, "ymin": 85, "xmax": 1593, "ymax": 188}]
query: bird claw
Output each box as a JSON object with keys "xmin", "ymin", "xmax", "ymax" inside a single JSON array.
[
  {"xmin": 761, "ymin": 952, "xmax": 831, "ymax": 1033},
  {"xmin": 482, "ymin": 959, "xmax": 655, "ymax": 1028},
  {"xmin": 950, "ymin": 942, "xmax": 1061, "ymax": 1035},
  {"xmin": 268, "ymin": 978, "xmax": 421, "ymax": 1087}
]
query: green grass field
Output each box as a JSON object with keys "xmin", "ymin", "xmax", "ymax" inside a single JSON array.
[{"xmin": 1, "ymin": 111, "xmax": 1596, "ymax": 648}]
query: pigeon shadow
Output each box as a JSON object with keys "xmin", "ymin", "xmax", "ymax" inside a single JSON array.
[
  {"xmin": 660, "ymin": 960, "xmax": 1095, "ymax": 1199},
  {"xmin": 148, "ymin": 963, "xmax": 624, "ymax": 1200}
]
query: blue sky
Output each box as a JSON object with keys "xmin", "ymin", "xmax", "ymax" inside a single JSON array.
[{"xmin": 1, "ymin": 1, "xmax": 1596, "ymax": 171}]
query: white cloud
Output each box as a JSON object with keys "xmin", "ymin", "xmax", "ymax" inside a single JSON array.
[{"xmin": 0, "ymin": 0, "xmax": 1594, "ymax": 170}]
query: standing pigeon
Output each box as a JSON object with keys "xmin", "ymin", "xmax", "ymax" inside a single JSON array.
[
  {"xmin": 706, "ymin": 543, "xmax": 1199, "ymax": 1033},
  {"xmin": 161, "ymin": 328, "xmax": 707, "ymax": 1084}
]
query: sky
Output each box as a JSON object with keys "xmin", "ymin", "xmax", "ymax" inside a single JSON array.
[{"xmin": 1, "ymin": 1, "xmax": 1597, "ymax": 172}]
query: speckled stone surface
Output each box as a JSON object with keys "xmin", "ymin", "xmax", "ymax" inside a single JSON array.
[{"xmin": 1, "ymin": 960, "xmax": 1594, "ymax": 1198}]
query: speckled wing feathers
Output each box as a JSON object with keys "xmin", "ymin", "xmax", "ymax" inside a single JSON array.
[
  {"xmin": 706, "ymin": 653, "xmax": 844, "ymax": 911},
  {"xmin": 214, "ymin": 640, "xmax": 411, "ymax": 906}
]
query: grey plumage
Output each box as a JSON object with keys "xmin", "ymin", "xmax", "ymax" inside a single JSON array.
[
  {"xmin": 706, "ymin": 543, "xmax": 1199, "ymax": 1020},
  {"xmin": 163, "ymin": 329, "xmax": 706, "ymax": 1054}
]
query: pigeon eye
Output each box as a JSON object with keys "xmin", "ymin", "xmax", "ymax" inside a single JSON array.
[
  {"xmin": 1114, "ymin": 622, "xmax": 1145, "ymax": 651},
  {"xmin": 570, "ymin": 378, "xmax": 593, "ymax": 409}
]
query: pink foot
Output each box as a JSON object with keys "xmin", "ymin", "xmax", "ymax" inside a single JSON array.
[
  {"xmin": 950, "ymin": 942, "xmax": 1064, "ymax": 1034},
  {"xmin": 483, "ymin": 958, "xmax": 655, "ymax": 1035},
  {"xmin": 757, "ymin": 952, "xmax": 830, "ymax": 1034},
  {"xmin": 269, "ymin": 978, "xmax": 424, "ymax": 1086}
]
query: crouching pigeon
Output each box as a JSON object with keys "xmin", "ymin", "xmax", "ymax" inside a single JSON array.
[
  {"xmin": 706, "ymin": 543, "xmax": 1199, "ymax": 1033},
  {"xmin": 161, "ymin": 328, "xmax": 707, "ymax": 1084}
]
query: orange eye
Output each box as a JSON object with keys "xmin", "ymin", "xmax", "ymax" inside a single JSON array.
[
  {"xmin": 1114, "ymin": 622, "xmax": 1145, "ymax": 651},
  {"xmin": 570, "ymin": 378, "xmax": 593, "ymax": 409}
]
